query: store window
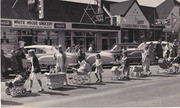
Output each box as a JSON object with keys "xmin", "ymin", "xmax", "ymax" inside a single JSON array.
[{"xmin": 86, "ymin": 32, "xmax": 96, "ymax": 52}]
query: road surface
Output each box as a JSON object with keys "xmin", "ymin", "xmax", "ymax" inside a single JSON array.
[{"xmin": 1, "ymin": 65, "xmax": 180, "ymax": 107}]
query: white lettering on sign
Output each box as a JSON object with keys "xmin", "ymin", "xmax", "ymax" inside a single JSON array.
[
  {"xmin": 39, "ymin": 22, "xmax": 53, "ymax": 26},
  {"xmin": 122, "ymin": 24, "xmax": 148, "ymax": 29},
  {"xmin": 14, "ymin": 20, "xmax": 25, "ymax": 24},
  {"xmin": 27, "ymin": 21, "xmax": 38, "ymax": 25}
]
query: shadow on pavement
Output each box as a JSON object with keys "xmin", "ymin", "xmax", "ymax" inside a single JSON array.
[
  {"xmin": 1, "ymin": 99, "xmax": 23, "ymax": 105},
  {"xmin": 25, "ymin": 93, "xmax": 41, "ymax": 97},
  {"xmin": 130, "ymin": 78, "xmax": 152, "ymax": 81},
  {"xmin": 149, "ymin": 74, "xmax": 177, "ymax": 77},
  {"xmin": 104, "ymin": 81, "xmax": 125, "ymax": 84},
  {"xmin": 40, "ymin": 91, "xmax": 70, "ymax": 96},
  {"xmin": 53, "ymin": 85, "xmax": 97, "ymax": 91}
]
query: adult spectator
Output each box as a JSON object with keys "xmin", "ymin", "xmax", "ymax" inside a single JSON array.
[
  {"xmin": 88, "ymin": 43, "xmax": 94, "ymax": 53},
  {"xmin": 155, "ymin": 39, "xmax": 163, "ymax": 59},
  {"xmin": 10, "ymin": 50, "xmax": 19, "ymax": 75},
  {"xmin": 45, "ymin": 37, "xmax": 52, "ymax": 45},
  {"xmin": 16, "ymin": 48, "xmax": 26, "ymax": 72},
  {"xmin": 77, "ymin": 46, "xmax": 85, "ymax": 64},
  {"xmin": 18, "ymin": 39, "xmax": 25, "ymax": 48},
  {"xmin": 53, "ymin": 45, "xmax": 67, "ymax": 72},
  {"xmin": 1, "ymin": 49, "xmax": 7, "ymax": 77}
]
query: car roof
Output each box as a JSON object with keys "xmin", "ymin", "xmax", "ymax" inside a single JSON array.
[
  {"xmin": 24, "ymin": 45, "xmax": 54, "ymax": 49},
  {"xmin": 145, "ymin": 41, "xmax": 169, "ymax": 44},
  {"xmin": 24, "ymin": 45, "xmax": 58, "ymax": 53}
]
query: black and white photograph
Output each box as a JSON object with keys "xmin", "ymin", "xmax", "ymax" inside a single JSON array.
[{"xmin": 1, "ymin": 0, "xmax": 180, "ymax": 107}]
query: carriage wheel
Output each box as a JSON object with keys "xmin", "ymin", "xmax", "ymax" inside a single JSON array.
[
  {"xmin": 131, "ymin": 72, "xmax": 135, "ymax": 77},
  {"xmin": 83, "ymin": 75, "xmax": 91, "ymax": 84},
  {"xmin": 11, "ymin": 89, "xmax": 17, "ymax": 97},
  {"xmin": 21, "ymin": 88, "xmax": 27, "ymax": 95},
  {"xmin": 157, "ymin": 69, "xmax": 160, "ymax": 74},
  {"xmin": 5, "ymin": 87, "xmax": 11, "ymax": 95},
  {"xmin": 170, "ymin": 69, "xmax": 173, "ymax": 73}
]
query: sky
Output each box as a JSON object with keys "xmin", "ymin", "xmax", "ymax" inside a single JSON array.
[{"xmin": 62, "ymin": 0, "xmax": 180, "ymax": 7}]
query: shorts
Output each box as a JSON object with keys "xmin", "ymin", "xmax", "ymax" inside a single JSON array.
[{"xmin": 30, "ymin": 72, "xmax": 41, "ymax": 80}]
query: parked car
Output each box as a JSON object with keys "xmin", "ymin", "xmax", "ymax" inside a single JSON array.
[
  {"xmin": 24, "ymin": 45, "xmax": 78, "ymax": 70},
  {"xmin": 88, "ymin": 41, "xmax": 172, "ymax": 66},
  {"xmin": 86, "ymin": 43, "xmax": 140, "ymax": 66}
]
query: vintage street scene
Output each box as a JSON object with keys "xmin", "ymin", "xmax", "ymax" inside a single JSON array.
[{"xmin": 1, "ymin": 0, "xmax": 180, "ymax": 107}]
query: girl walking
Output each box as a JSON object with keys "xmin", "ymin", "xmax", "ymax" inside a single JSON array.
[
  {"xmin": 27, "ymin": 50, "xmax": 44, "ymax": 93},
  {"xmin": 93, "ymin": 54, "xmax": 104, "ymax": 83}
]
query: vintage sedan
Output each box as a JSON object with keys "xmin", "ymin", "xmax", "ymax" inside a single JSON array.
[
  {"xmin": 24, "ymin": 45, "xmax": 78, "ymax": 70},
  {"xmin": 87, "ymin": 41, "xmax": 172, "ymax": 66}
]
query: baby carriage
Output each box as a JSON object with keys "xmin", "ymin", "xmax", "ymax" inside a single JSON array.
[
  {"xmin": 5, "ymin": 71, "xmax": 30, "ymax": 97},
  {"xmin": 157, "ymin": 58, "xmax": 173, "ymax": 74},
  {"xmin": 67, "ymin": 62, "xmax": 92, "ymax": 85},
  {"xmin": 130, "ymin": 65, "xmax": 144, "ymax": 77},
  {"xmin": 111, "ymin": 66, "xmax": 124, "ymax": 80}
]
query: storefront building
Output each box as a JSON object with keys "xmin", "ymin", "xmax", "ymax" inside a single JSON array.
[
  {"xmin": 110, "ymin": 0, "xmax": 164, "ymax": 43},
  {"xmin": 1, "ymin": 0, "xmax": 121, "ymax": 53},
  {"xmin": 156, "ymin": 0, "xmax": 180, "ymax": 42},
  {"xmin": 1, "ymin": 18, "xmax": 120, "ymax": 53}
]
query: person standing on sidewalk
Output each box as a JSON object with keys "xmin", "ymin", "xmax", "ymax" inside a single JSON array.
[
  {"xmin": 27, "ymin": 50, "xmax": 44, "ymax": 93},
  {"xmin": 10, "ymin": 50, "xmax": 19, "ymax": 75},
  {"xmin": 93, "ymin": 54, "xmax": 104, "ymax": 83}
]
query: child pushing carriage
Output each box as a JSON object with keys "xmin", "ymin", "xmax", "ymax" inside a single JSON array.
[{"xmin": 111, "ymin": 51, "xmax": 130, "ymax": 80}]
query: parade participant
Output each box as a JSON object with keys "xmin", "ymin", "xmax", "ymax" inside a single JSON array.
[
  {"xmin": 149, "ymin": 42, "xmax": 156, "ymax": 64},
  {"xmin": 170, "ymin": 39, "xmax": 178, "ymax": 58},
  {"xmin": 120, "ymin": 51, "xmax": 130, "ymax": 79},
  {"xmin": 138, "ymin": 40, "xmax": 147, "ymax": 67},
  {"xmin": 143, "ymin": 45, "xmax": 151, "ymax": 75},
  {"xmin": 163, "ymin": 42, "xmax": 171, "ymax": 60},
  {"xmin": 93, "ymin": 54, "xmax": 104, "ymax": 83},
  {"xmin": 53, "ymin": 45, "xmax": 67, "ymax": 72},
  {"xmin": 27, "ymin": 50, "xmax": 44, "ymax": 93},
  {"xmin": 155, "ymin": 39, "xmax": 163, "ymax": 59},
  {"xmin": 53, "ymin": 45, "xmax": 68, "ymax": 85},
  {"xmin": 10, "ymin": 50, "xmax": 19, "ymax": 75},
  {"xmin": 172, "ymin": 51, "xmax": 180, "ymax": 73}
]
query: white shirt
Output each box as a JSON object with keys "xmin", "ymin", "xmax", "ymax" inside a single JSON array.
[{"xmin": 54, "ymin": 53, "xmax": 67, "ymax": 67}]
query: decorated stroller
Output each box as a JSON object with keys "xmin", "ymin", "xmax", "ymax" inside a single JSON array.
[
  {"xmin": 67, "ymin": 62, "xmax": 92, "ymax": 85},
  {"xmin": 157, "ymin": 58, "xmax": 174, "ymax": 74},
  {"xmin": 5, "ymin": 71, "xmax": 30, "ymax": 97}
]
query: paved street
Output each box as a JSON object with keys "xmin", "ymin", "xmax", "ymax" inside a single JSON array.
[{"xmin": 1, "ymin": 65, "xmax": 180, "ymax": 107}]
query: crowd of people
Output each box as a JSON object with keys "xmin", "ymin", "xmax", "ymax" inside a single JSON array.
[{"xmin": 2, "ymin": 38, "xmax": 180, "ymax": 93}]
